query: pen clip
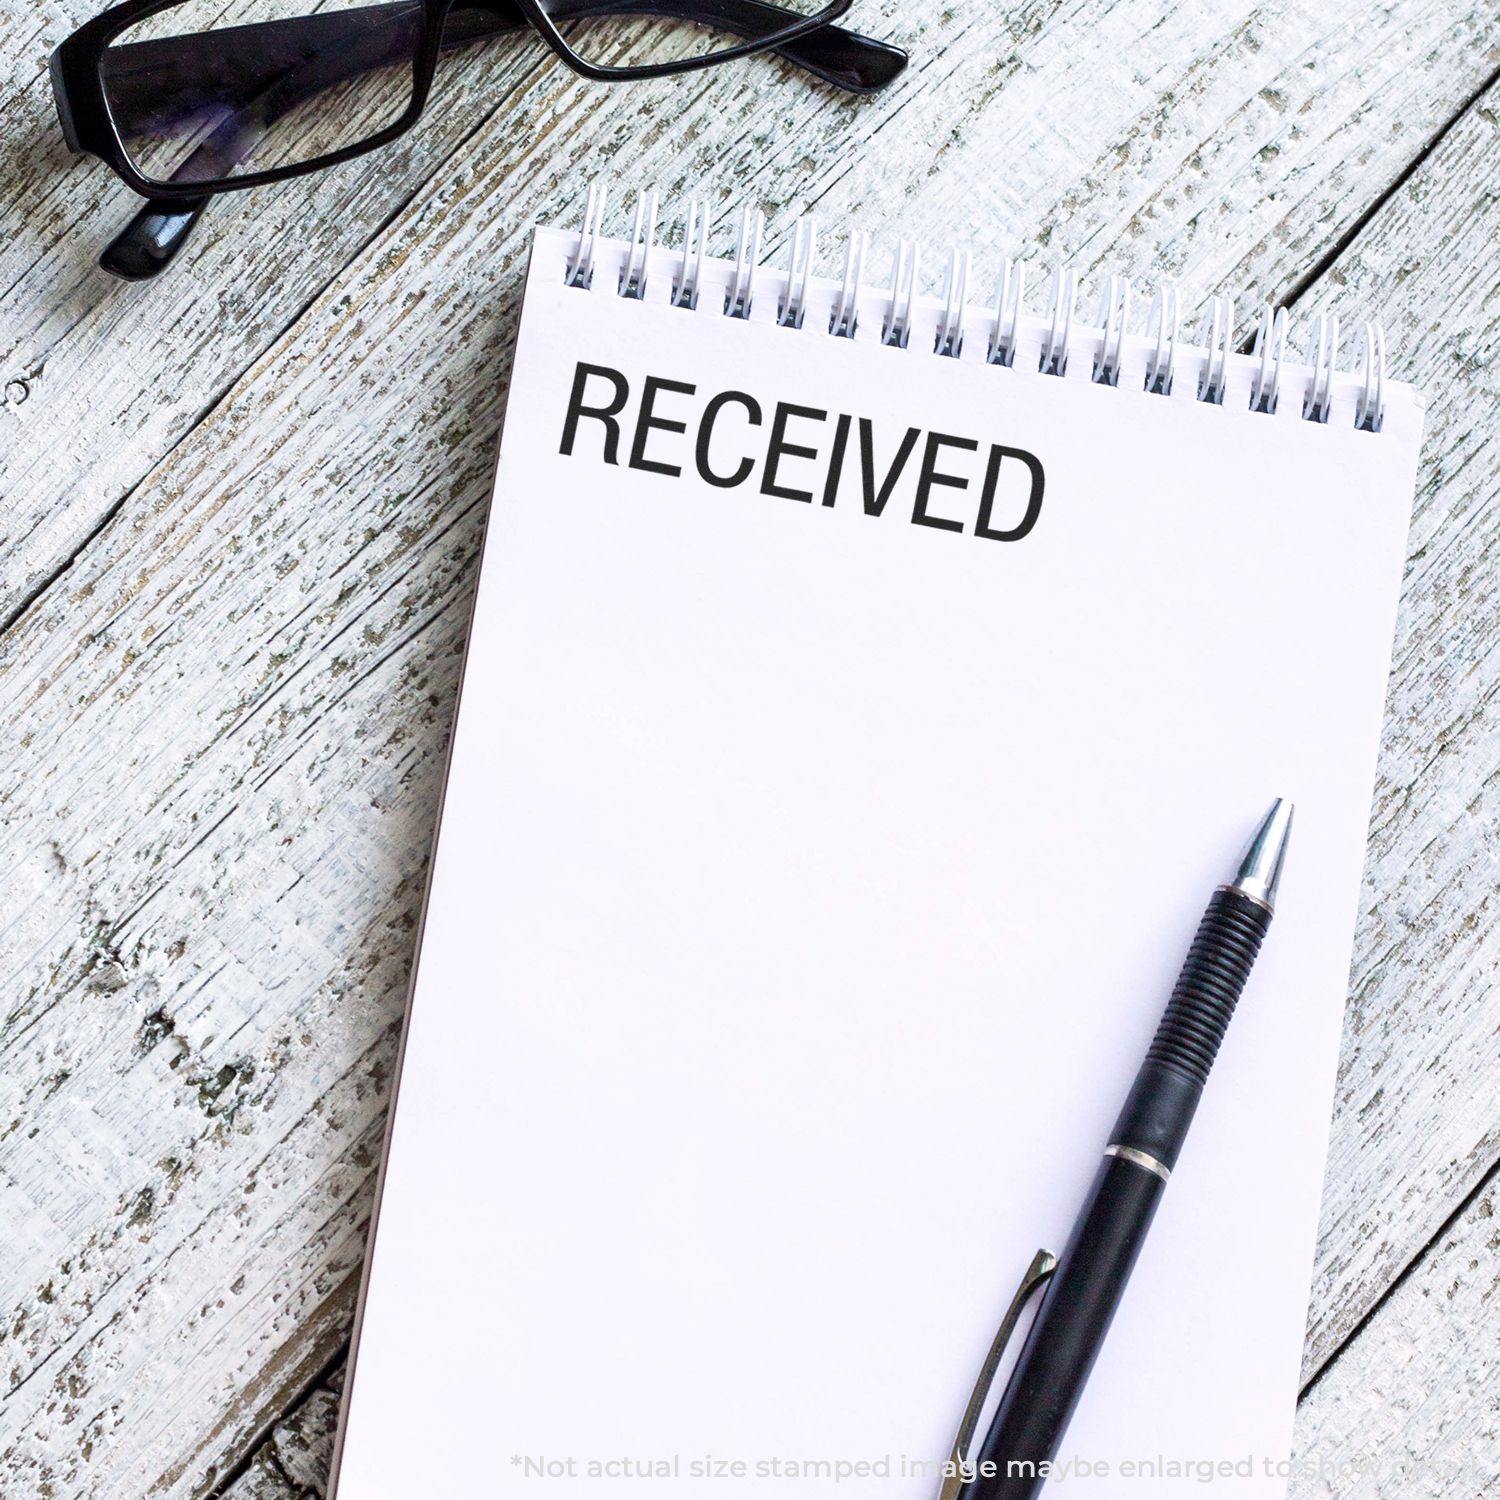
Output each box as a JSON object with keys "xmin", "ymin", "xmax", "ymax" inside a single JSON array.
[{"xmin": 936, "ymin": 1248, "xmax": 1058, "ymax": 1500}]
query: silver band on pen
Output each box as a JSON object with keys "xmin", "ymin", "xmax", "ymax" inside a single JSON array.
[{"xmin": 1104, "ymin": 1144, "xmax": 1171, "ymax": 1182}]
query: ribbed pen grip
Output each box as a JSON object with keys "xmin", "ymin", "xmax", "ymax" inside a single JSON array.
[
  {"xmin": 1109, "ymin": 886, "xmax": 1273, "ymax": 1170},
  {"xmin": 1147, "ymin": 888, "xmax": 1270, "ymax": 1086}
]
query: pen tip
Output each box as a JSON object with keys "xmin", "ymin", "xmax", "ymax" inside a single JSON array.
[{"xmin": 1230, "ymin": 799, "xmax": 1294, "ymax": 912}]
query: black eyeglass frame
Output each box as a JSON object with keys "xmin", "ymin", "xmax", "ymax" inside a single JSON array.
[{"xmin": 51, "ymin": 0, "xmax": 857, "ymax": 202}]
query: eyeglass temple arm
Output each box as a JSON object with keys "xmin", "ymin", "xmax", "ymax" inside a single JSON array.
[
  {"xmin": 101, "ymin": 0, "xmax": 905, "ymax": 277},
  {"xmin": 457, "ymin": 0, "xmax": 907, "ymax": 93},
  {"xmin": 98, "ymin": 0, "xmax": 905, "ymax": 113},
  {"xmin": 101, "ymin": 197, "xmax": 211, "ymax": 279}
]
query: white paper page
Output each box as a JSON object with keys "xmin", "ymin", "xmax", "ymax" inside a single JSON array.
[{"xmin": 333, "ymin": 227, "xmax": 1422, "ymax": 1500}]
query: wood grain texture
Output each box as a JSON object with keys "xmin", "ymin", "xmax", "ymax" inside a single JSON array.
[
  {"xmin": 220, "ymin": 1369, "xmax": 343, "ymax": 1500},
  {"xmin": 3, "ymin": 0, "xmax": 1499, "ymax": 620},
  {"xmin": 0, "ymin": 0, "xmax": 1496, "ymax": 1494},
  {"xmin": 1299, "ymin": 81, "xmax": 1500, "ymax": 1381},
  {"xmin": 1295, "ymin": 1170, "xmax": 1500, "ymax": 1495}
]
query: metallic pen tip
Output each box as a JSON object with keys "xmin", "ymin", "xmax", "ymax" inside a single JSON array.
[{"xmin": 1230, "ymin": 798, "xmax": 1294, "ymax": 912}]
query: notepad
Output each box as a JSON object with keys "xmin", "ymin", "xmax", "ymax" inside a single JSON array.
[{"xmin": 331, "ymin": 195, "xmax": 1424, "ymax": 1499}]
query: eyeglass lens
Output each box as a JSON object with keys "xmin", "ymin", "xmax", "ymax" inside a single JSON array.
[
  {"xmin": 99, "ymin": 0, "xmax": 847, "ymax": 191},
  {"xmin": 100, "ymin": 0, "xmax": 424, "ymax": 186}
]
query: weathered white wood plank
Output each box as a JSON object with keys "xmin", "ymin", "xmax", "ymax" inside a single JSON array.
[
  {"xmin": 1, "ymin": 6, "xmax": 1497, "ymax": 1497},
  {"xmin": 1296, "ymin": 91, "xmax": 1500, "ymax": 1376},
  {"xmin": 3, "ymin": 0, "xmax": 1498, "ymax": 622},
  {"xmin": 220, "ymin": 1369, "xmax": 342, "ymax": 1499},
  {"xmin": 1294, "ymin": 1172, "xmax": 1500, "ymax": 1495},
  {"xmin": 0, "ymin": 10, "xmax": 566, "ymax": 618}
]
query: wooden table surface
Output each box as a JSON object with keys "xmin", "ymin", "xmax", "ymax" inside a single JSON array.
[{"xmin": 2, "ymin": 2, "xmax": 1497, "ymax": 1495}]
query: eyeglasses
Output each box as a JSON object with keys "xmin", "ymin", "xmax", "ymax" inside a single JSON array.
[{"xmin": 49, "ymin": 0, "xmax": 906, "ymax": 280}]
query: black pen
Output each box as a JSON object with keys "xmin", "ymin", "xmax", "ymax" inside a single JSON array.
[{"xmin": 942, "ymin": 800, "xmax": 1294, "ymax": 1500}]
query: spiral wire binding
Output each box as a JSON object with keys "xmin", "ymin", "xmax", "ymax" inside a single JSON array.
[
  {"xmin": 565, "ymin": 187, "xmax": 1393, "ymax": 433},
  {"xmin": 830, "ymin": 232, "xmax": 868, "ymax": 339},
  {"xmin": 1303, "ymin": 313, "xmax": 1339, "ymax": 424},
  {"xmin": 988, "ymin": 259, "xmax": 1025, "ymax": 369},
  {"xmin": 619, "ymin": 189, "xmax": 659, "ymax": 300},
  {"xmin": 883, "ymin": 240, "xmax": 921, "ymax": 348},
  {"xmin": 565, "ymin": 181, "xmax": 607, "ymax": 289},
  {"xmin": 1251, "ymin": 305, "xmax": 1289, "ymax": 415},
  {"xmin": 1145, "ymin": 284, "xmax": 1181, "ymax": 396},
  {"xmin": 779, "ymin": 218, "xmax": 817, "ymax": 329},
  {"xmin": 1197, "ymin": 294, "xmax": 1234, "ymax": 405},
  {"xmin": 1354, "ymin": 321, "xmax": 1386, "ymax": 433},
  {"xmin": 936, "ymin": 249, "xmax": 971, "ymax": 358},
  {"xmin": 672, "ymin": 198, "xmax": 709, "ymax": 310},
  {"xmin": 725, "ymin": 206, "xmax": 763, "ymax": 319},
  {"xmin": 1093, "ymin": 274, "xmax": 1131, "ymax": 386},
  {"xmin": 1040, "ymin": 266, "xmax": 1078, "ymax": 377}
]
